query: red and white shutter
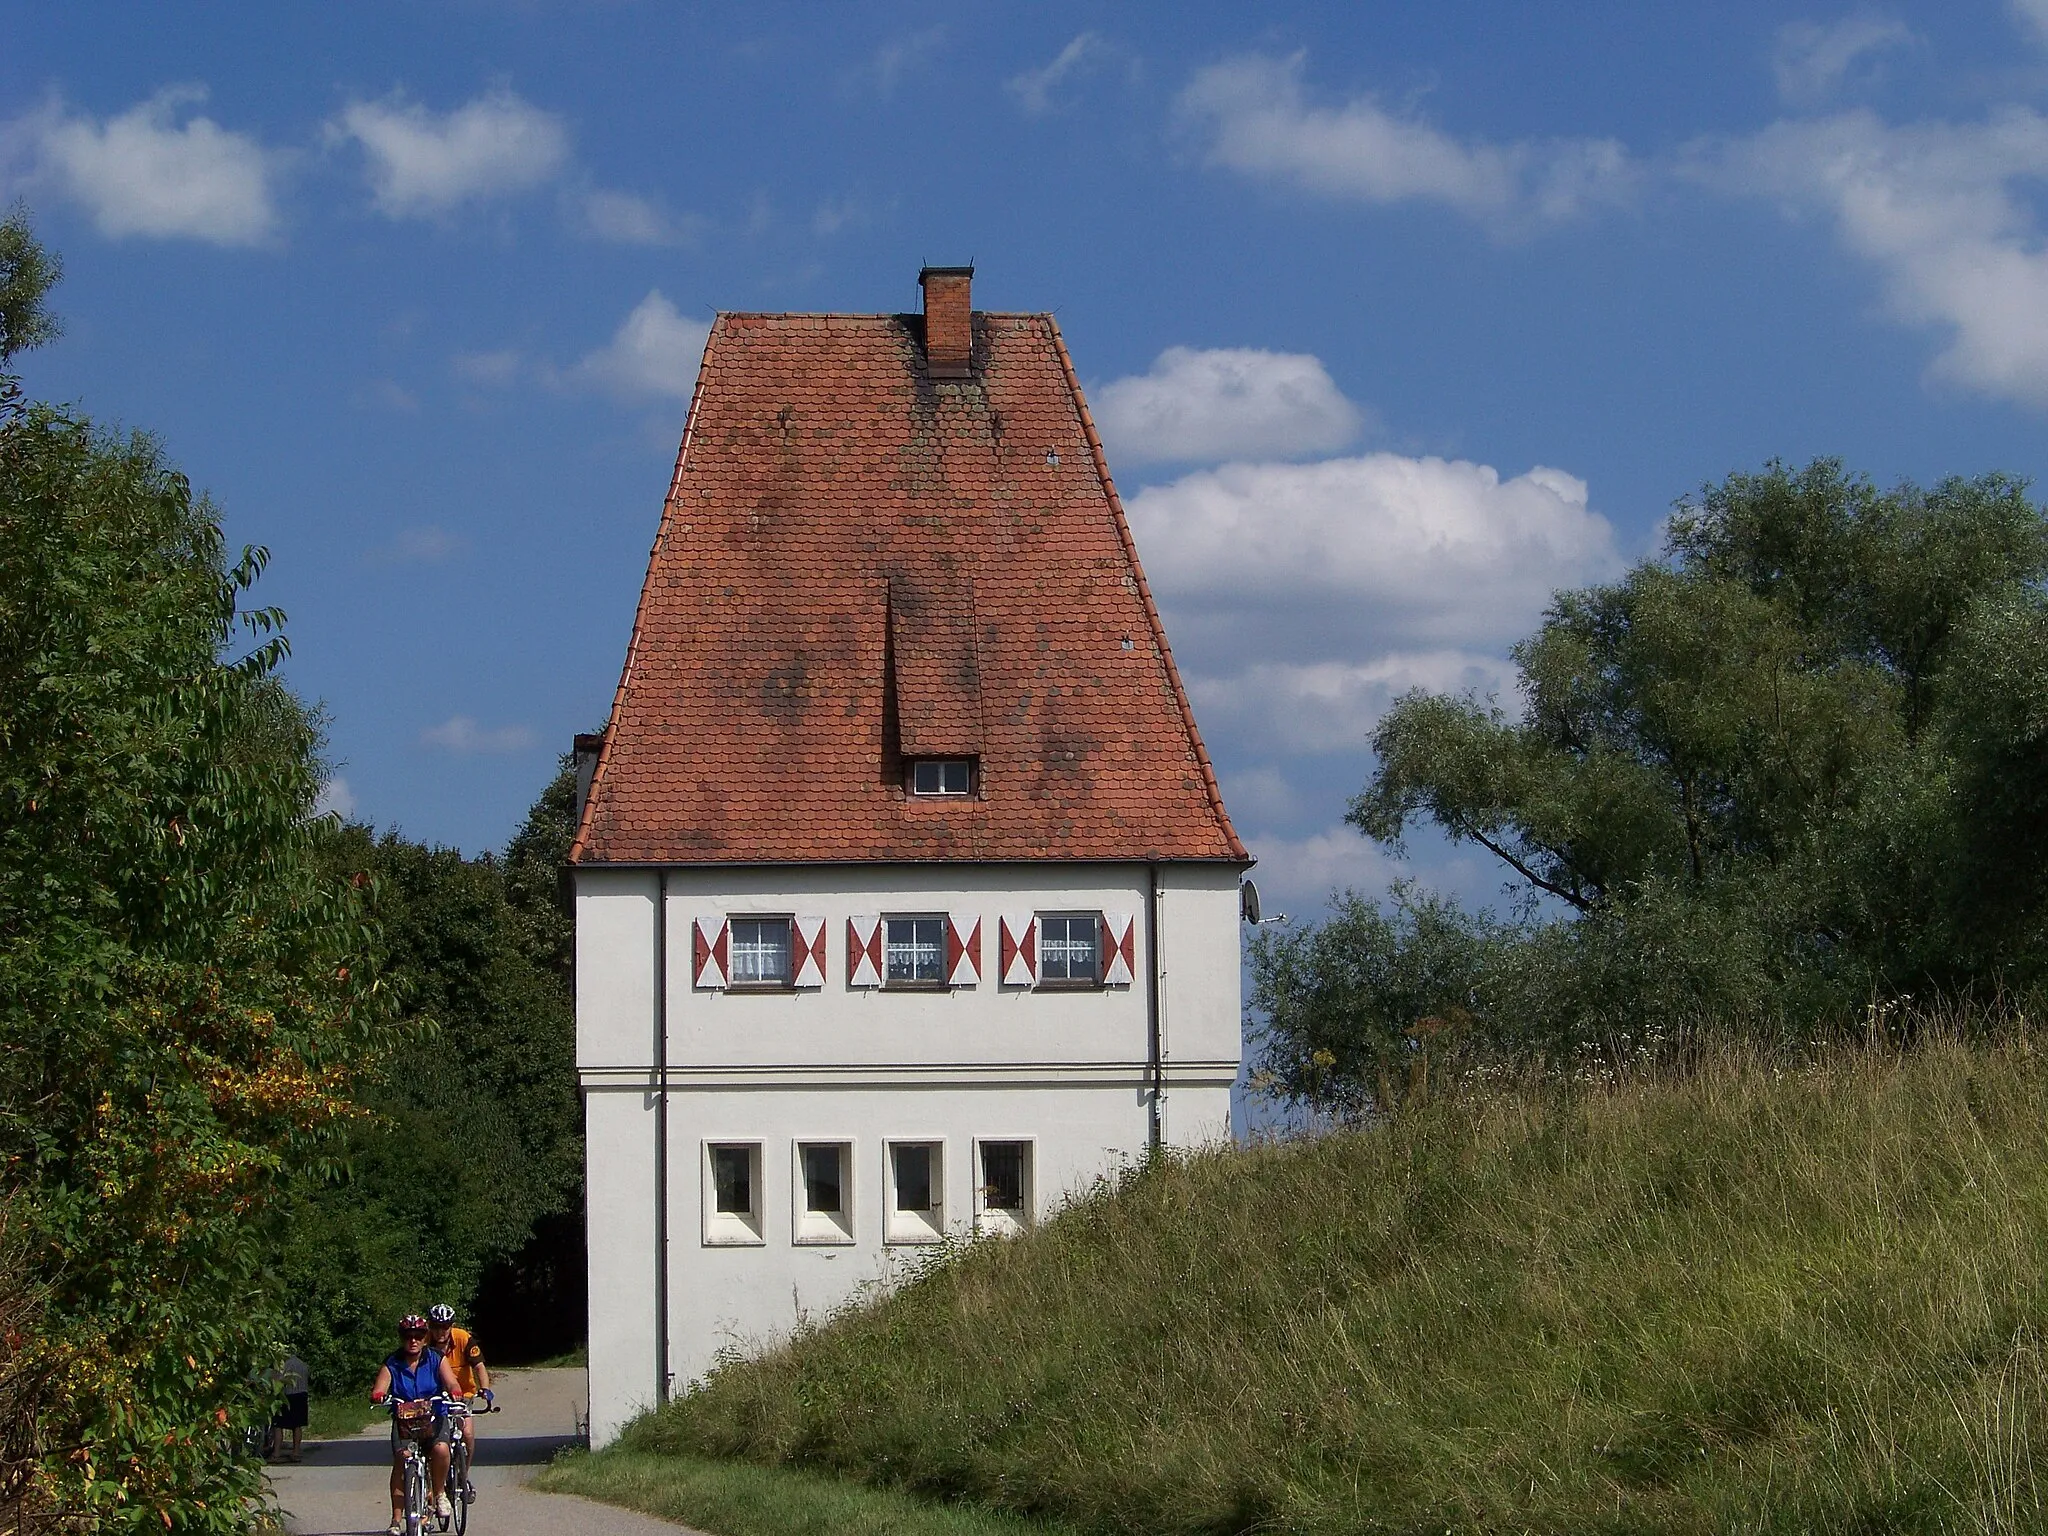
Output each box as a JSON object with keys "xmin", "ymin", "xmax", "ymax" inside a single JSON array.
[
  {"xmin": 999, "ymin": 915, "xmax": 1037, "ymax": 987},
  {"xmin": 692, "ymin": 917, "xmax": 730, "ymax": 990},
  {"xmin": 1101, "ymin": 912, "xmax": 1136, "ymax": 986},
  {"xmin": 792, "ymin": 916, "xmax": 828, "ymax": 988},
  {"xmin": 846, "ymin": 915, "xmax": 882, "ymax": 988},
  {"xmin": 946, "ymin": 915, "xmax": 982, "ymax": 987}
]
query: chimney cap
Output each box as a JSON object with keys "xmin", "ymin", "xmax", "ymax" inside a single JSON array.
[{"xmin": 918, "ymin": 264, "xmax": 974, "ymax": 284}]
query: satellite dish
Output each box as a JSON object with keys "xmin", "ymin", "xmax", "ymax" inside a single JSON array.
[{"xmin": 1240, "ymin": 879, "xmax": 1262, "ymax": 925}]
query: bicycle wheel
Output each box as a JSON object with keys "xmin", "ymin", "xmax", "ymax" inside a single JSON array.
[
  {"xmin": 452, "ymin": 1453, "xmax": 470, "ymax": 1536},
  {"xmin": 404, "ymin": 1447, "xmax": 429, "ymax": 1536}
]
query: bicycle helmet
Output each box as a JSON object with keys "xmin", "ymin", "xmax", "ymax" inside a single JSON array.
[
  {"xmin": 398, "ymin": 1313, "xmax": 428, "ymax": 1334},
  {"xmin": 427, "ymin": 1303, "xmax": 456, "ymax": 1325}
]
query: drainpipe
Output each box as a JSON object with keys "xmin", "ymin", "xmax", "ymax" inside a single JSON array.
[
  {"xmin": 1145, "ymin": 864, "xmax": 1162, "ymax": 1152},
  {"xmin": 653, "ymin": 872, "xmax": 671, "ymax": 1405}
]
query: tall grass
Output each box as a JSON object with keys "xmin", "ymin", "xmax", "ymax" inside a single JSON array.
[{"xmin": 623, "ymin": 1031, "xmax": 2048, "ymax": 1534}]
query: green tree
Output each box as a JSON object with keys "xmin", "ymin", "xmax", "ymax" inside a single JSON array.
[
  {"xmin": 0, "ymin": 215, "xmax": 391, "ymax": 1529},
  {"xmin": 1255, "ymin": 461, "xmax": 2048, "ymax": 1098},
  {"xmin": 281, "ymin": 766, "xmax": 582, "ymax": 1389}
]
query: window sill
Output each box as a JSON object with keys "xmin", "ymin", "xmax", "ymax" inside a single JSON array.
[
  {"xmin": 882, "ymin": 980, "xmax": 950, "ymax": 992},
  {"xmin": 1033, "ymin": 979, "xmax": 1104, "ymax": 992}
]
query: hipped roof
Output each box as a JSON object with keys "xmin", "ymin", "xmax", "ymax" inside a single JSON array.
[{"xmin": 571, "ymin": 308, "xmax": 1247, "ymax": 867}]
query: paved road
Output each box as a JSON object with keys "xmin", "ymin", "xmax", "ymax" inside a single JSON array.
[{"xmin": 269, "ymin": 1368, "xmax": 706, "ymax": 1536}]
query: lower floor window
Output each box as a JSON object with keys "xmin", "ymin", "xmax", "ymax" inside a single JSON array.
[
  {"xmin": 794, "ymin": 1141, "xmax": 854, "ymax": 1243},
  {"xmin": 704, "ymin": 1142, "xmax": 763, "ymax": 1245},
  {"xmin": 975, "ymin": 1140, "xmax": 1033, "ymax": 1237},
  {"xmin": 886, "ymin": 1140, "xmax": 944, "ymax": 1244}
]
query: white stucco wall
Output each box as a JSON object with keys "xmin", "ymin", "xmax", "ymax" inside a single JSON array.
[{"xmin": 576, "ymin": 861, "xmax": 1242, "ymax": 1445}]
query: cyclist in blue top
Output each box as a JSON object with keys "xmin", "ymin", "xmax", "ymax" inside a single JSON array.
[{"xmin": 369, "ymin": 1313, "xmax": 461, "ymax": 1535}]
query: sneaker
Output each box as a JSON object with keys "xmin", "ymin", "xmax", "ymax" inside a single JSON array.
[
  {"xmin": 386, "ymin": 1523, "xmax": 403, "ymax": 1536},
  {"xmin": 436, "ymin": 1493, "xmax": 452, "ymax": 1518}
]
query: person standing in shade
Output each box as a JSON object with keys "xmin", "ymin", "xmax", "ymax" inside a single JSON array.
[{"xmin": 272, "ymin": 1353, "xmax": 310, "ymax": 1461}]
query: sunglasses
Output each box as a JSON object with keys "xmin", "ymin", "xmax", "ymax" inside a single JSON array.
[{"xmin": 399, "ymin": 1329, "xmax": 427, "ymax": 1339}]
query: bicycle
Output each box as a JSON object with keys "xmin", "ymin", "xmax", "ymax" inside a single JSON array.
[{"xmin": 437, "ymin": 1395, "xmax": 499, "ymax": 1535}]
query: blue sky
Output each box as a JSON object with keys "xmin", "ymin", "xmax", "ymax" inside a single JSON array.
[{"xmin": 9, "ymin": 2, "xmax": 2048, "ymax": 915}]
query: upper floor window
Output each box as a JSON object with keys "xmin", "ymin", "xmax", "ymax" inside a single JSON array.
[
  {"xmin": 1039, "ymin": 913, "xmax": 1100, "ymax": 985},
  {"xmin": 885, "ymin": 915, "xmax": 946, "ymax": 986},
  {"xmin": 909, "ymin": 758, "xmax": 973, "ymax": 797},
  {"xmin": 729, "ymin": 917, "xmax": 791, "ymax": 987}
]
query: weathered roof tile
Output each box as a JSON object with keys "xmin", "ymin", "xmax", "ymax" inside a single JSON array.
[{"xmin": 572, "ymin": 308, "xmax": 1245, "ymax": 866}]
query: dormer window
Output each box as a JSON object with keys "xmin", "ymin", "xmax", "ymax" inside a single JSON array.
[{"xmin": 909, "ymin": 758, "xmax": 974, "ymax": 797}]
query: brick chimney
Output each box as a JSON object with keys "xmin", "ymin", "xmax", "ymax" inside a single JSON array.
[{"xmin": 919, "ymin": 265, "xmax": 973, "ymax": 379}]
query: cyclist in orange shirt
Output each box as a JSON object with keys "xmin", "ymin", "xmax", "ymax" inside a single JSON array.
[{"xmin": 425, "ymin": 1303, "xmax": 492, "ymax": 1456}]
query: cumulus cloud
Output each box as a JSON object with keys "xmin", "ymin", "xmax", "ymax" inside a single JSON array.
[
  {"xmin": 572, "ymin": 290, "xmax": 711, "ymax": 399},
  {"xmin": 420, "ymin": 716, "xmax": 536, "ymax": 753},
  {"xmin": 1772, "ymin": 15, "xmax": 1915, "ymax": 106},
  {"xmin": 1128, "ymin": 453, "xmax": 1621, "ymax": 664},
  {"xmin": 1094, "ymin": 347, "xmax": 1366, "ymax": 466},
  {"xmin": 1189, "ymin": 651, "xmax": 1518, "ymax": 755},
  {"xmin": 1697, "ymin": 107, "xmax": 2048, "ymax": 407},
  {"xmin": 17, "ymin": 87, "xmax": 279, "ymax": 245},
  {"xmin": 1242, "ymin": 823, "xmax": 1405, "ymax": 911},
  {"xmin": 1007, "ymin": 33, "xmax": 1107, "ymax": 115},
  {"xmin": 452, "ymin": 348, "xmax": 525, "ymax": 388},
  {"xmin": 330, "ymin": 88, "xmax": 569, "ymax": 217},
  {"xmin": 313, "ymin": 776, "xmax": 356, "ymax": 819},
  {"xmin": 1176, "ymin": 53, "xmax": 1634, "ymax": 234},
  {"xmin": 579, "ymin": 188, "xmax": 699, "ymax": 247},
  {"xmin": 849, "ymin": 28, "xmax": 946, "ymax": 99}
]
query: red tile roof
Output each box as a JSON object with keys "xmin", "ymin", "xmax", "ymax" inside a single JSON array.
[{"xmin": 571, "ymin": 306, "xmax": 1248, "ymax": 866}]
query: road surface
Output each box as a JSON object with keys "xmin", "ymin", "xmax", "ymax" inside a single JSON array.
[{"xmin": 268, "ymin": 1367, "xmax": 705, "ymax": 1536}]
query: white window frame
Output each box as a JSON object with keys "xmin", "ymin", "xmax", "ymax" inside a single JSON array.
[
  {"xmin": 972, "ymin": 1136, "xmax": 1036, "ymax": 1237},
  {"xmin": 882, "ymin": 913, "xmax": 948, "ymax": 988},
  {"xmin": 702, "ymin": 1141, "xmax": 765, "ymax": 1246},
  {"xmin": 909, "ymin": 758, "xmax": 974, "ymax": 797},
  {"xmin": 884, "ymin": 1138, "xmax": 946, "ymax": 1245},
  {"xmin": 792, "ymin": 1139, "xmax": 856, "ymax": 1246},
  {"xmin": 727, "ymin": 915, "xmax": 794, "ymax": 989},
  {"xmin": 1036, "ymin": 912, "xmax": 1102, "ymax": 988}
]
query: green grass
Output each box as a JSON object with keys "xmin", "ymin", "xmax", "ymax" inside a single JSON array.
[
  {"xmin": 304, "ymin": 1393, "xmax": 384, "ymax": 1441},
  {"xmin": 536, "ymin": 1449, "xmax": 1072, "ymax": 1534},
  {"xmin": 605, "ymin": 1034, "xmax": 2048, "ymax": 1535}
]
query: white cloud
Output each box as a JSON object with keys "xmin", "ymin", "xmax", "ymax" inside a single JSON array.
[
  {"xmin": 1128, "ymin": 453, "xmax": 1621, "ymax": 664},
  {"xmin": 1244, "ymin": 823, "xmax": 1405, "ymax": 911},
  {"xmin": 20, "ymin": 87, "xmax": 279, "ymax": 245},
  {"xmin": 580, "ymin": 188, "xmax": 698, "ymax": 247},
  {"xmin": 1007, "ymin": 33, "xmax": 1106, "ymax": 115},
  {"xmin": 420, "ymin": 716, "xmax": 536, "ymax": 753},
  {"xmin": 330, "ymin": 88, "xmax": 568, "ymax": 217},
  {"xmin": 1698, "ymin": 107, "xmax": 2048, "ymax": 406},
  {"xmin": 452, "ymin": 348, "xmax": 526, "ymax": 387},
  {"xmin": 313, "ymin": 776, "xmax": 356, "ymax": 819},
  {"xmin": 1772, "ymin": 15, "xmax": 1915, "ymax": 106},
  {"xmin": 850, "ymin": 28, "xmax": 946, "ymax": 98},
  {"xmin": 1094, "ymin": 346, "xmax": 1366, "ymax": 466},
  {"xmin": 1189, "ymin": 651, "xmax": 1517, "ymax": 755},
  {"xmin": 1176, "ymin": 53, "xmax": 1634, "ymax": 234},
  {"xmin": 572, "ymin": 290, "xmax": 711, "ymax": 400},
  {"xmin": 1218, "ymin": 766, "xmax": 1302, "ymax": 827},
  {"xmin": 2014, "ymin": 0, "xmax": 2048, "ymax": 45}
]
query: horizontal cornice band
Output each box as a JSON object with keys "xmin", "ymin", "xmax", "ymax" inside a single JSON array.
[{"xmin": 579, "ymin": 1059, "xmax": 1240, "ymax": 1091}]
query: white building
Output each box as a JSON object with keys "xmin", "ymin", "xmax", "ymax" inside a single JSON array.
[{"xmin": 571, "ymin": 268, "xmax": 1249, "ymax": 1445}]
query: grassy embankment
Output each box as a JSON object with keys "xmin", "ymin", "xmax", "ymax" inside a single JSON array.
[{"xmin": 545, "ymin": 1035, "xmax": 2048, "ymax": 1533}]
